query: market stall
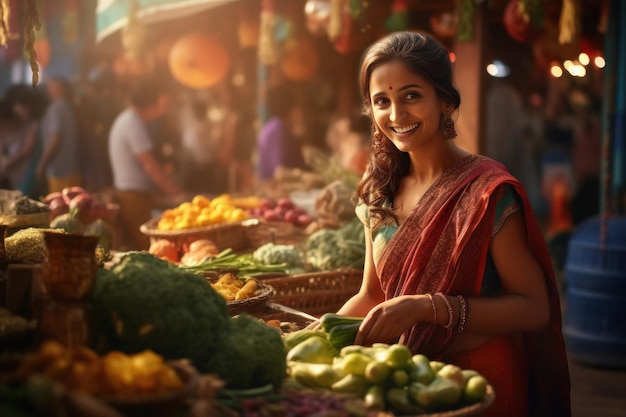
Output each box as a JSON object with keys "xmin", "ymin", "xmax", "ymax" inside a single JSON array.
[
  {"xmin": 0, "ymin": 181, "xmax": 495, "ymax": 416},
  {"xmin": 0, "ymin": 0, "xmax": 610, "ymax": 415}
]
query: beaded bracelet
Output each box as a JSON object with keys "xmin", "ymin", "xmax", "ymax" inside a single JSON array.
[
  {"xmin": 456, "ymin": 295, "xmax": 468, "ymax": 333},
  {"xmin": 425, "ymin": 293, "xmax": 437, "ymax": 324},
  {"xmin": 434, "ymin": 292, "xmax": 454, "ymax": 329}
]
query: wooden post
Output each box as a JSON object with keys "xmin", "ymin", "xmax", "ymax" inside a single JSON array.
[{"xmin": 452, "ymin": 4, "xmax": 487, "ymax": 155}]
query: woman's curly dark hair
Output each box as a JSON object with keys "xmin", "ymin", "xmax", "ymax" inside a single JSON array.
[{"xmin": 357, "ymin": 31, "xmax": 461, "ymax": 226}]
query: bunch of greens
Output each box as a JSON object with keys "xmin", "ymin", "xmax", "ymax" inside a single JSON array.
[
  {"xmin": 305, "ymin": 218, "xmax": 366, "ymax": 271},
  {"xmin": 179, "ymin": 248, "xmax": 290, "ymax": 276}
]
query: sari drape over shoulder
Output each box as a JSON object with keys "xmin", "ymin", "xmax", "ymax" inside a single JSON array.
[{"xmin": 376, "ymin": 154, "xmax": 570, "ymax": 416}]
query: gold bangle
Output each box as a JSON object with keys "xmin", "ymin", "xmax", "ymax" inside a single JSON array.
[
  {"xmin": 435, "ymin": 292, "xmax": 454, "ymax": 329},
  {"xmin": 426, "ymin": 293, "xmax": 437, "ymax": 324},
  {"xmin": 456, "ymin": 295, "xmax": 468, "ymax": 333}
]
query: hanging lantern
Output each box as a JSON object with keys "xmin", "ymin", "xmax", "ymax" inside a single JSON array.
[
  {"xmin": 384, "ymin": 0, "xmax": 409, "ymax": 33},
  {"xmin": 238, "ymin": 16, "xmax": 259, "ymax": 48},
  {"xmin": 429, "ymin": 12, "xmax": 459, "ymax": 39},
  {"xmin": 33, "ymin": 38, "xmax": 50, "ymax": 68},
  {"xmin": 558, "ymin": 0, "xmax": 579, "ymax": 45},
  {"xmin": 304, "ymin": 0, "xmax": 330, "ymax": 37},
  {"xmin": 503, "ymin": 0, "xmax": 542, "ymax": 43},
  {"xmin": 168, "ymin": 34, "xmax": 230, "ymax": 89},
  {"xmin": 280, "ymin": 35, "xmax": 320, "ymax": 81},
  {"xmin": 333, "ymin": 5, "xmax": 372, "ymax": 55}
]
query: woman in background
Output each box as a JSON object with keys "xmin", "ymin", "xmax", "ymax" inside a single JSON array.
[
  {"xmin": 1, "ymin": 84, "xmax": 48, "ymax": 198},
  {"xmin": 257, "ymin": 85, "xmax": 306, "ymax": 181}
]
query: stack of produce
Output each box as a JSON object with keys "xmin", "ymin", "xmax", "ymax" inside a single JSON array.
[
  {"xmin": 309, "ymin": 179, "xmax": 359, "ymax": 230},
  {"xmin": 304, "ymin": 217, "xmax": 365, "ymax": 271},
  {"xmin": 41, "ymin": 186, "xmax": 117, "ymax": 226},
  {"xmin": 149, "ymin": 237, "xmax": 220, "ymax": 264},
  {"xmin": 14, "ymin": 340, "xmax": 185, "ymax": 397},
  {"xmin": 156, "ymin": 194, "xmax": 250, "ymax": 231},
  {"xmin": 284, "ymin": 314, "xmax": 490, "ymax": 415},
  {"xmin": 38, "ymin": 187, "xmax": 115, "ymax": 259},
  {"xmin": 248, "ymin": 197, "xmax": 314, "ymax": 227},
  {"xmin": 89, "ymin": 252, "xmax": 288, "ymax": 392},
  {"xmin": 4, "ymin": 227, "xmax": 65, "ymax": 263},
  {"xmin": 0, "ymin": 191, "xmax": 49, "ymax": 217},
  {"xmin": 0, "ymin": 190, "xmax": 50, "ymax": 233},
  {"xmin": 3, "ymin": 339, "xmax": 225, "ymax": 417}
]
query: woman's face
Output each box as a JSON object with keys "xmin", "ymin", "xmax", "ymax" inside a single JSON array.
[{"xmin": 369, "ymin": 59, "xmax": 447, "ymax": 152}]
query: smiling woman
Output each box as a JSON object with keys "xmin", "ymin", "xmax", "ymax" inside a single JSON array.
[{"xmin": 333, "ymin": 31, "xmax": 571, "ymax": 417}]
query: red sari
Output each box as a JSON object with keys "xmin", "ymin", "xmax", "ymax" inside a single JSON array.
[{"xmin": 376, "ymin": 154, "xmax": 570, "ymax": 416}]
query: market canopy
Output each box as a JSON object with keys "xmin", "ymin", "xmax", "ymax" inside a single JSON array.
[{"xmin": 96, "ymin": 0, "xmax": 238, "ymax": 42}]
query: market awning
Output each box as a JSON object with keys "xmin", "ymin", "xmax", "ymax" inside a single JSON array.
[{"xmin": 96, "ymin": 0, "xmax": 238, "ymax": 42}]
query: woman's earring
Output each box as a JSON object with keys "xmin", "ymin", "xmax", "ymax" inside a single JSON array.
[{"xmin": 441, "ymin": 108, "xmax": 457, "ymax": 139}]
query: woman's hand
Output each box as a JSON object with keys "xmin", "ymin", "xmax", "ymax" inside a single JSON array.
[
  {"xmin": 304, "ymin": 320, "xmax": 321, "ymax": 330},
  {"xmin": 354, "ymin": 294, "xmax": 431, "ymax": 346}
]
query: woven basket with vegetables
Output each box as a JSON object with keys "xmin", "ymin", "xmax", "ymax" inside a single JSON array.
[
  {"xmin": 284, "ymin": 315, "xmax": 495, "ymax": 417},
  {"xmin": 257, "ymin": 269, "xmax": 363, "ymax": 316},
  {"xmin": 140, "ymin": 194, "xmax": 259, "ymax": 252}
]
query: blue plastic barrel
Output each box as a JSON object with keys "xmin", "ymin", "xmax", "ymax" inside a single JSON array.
[{"xmin": 563, "ymin": 215, "xmax": 626, "ymax": 368}]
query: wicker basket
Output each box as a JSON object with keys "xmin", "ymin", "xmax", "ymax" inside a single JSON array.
[
  {"xmin": 401, "ymin": 384, "xmax": 495, "ymax": 416},
  {"xmin": 98, "ymin": 360, "xmax": 198, "ymax": 417},
  {"xmin": 140, "ymin": 217, "xmax": 257, "ymax": 252},
  {"xmin": 205, "ymin": 275, "xmax": 276, "ymax": 316},
  {"xmin": 225, "ymin": 282, "xmax": 275, "ymax": 316},
  {"xmin": 253, "ymin": 302, "xmax": 318, "ymax": 331},
  {"xmin": 245, "ymin": 220, "xmax": 310, "ymax": 248},
  {"xmin": 256, "ymin": 268, "xmax": 363, "ymax": 316}
]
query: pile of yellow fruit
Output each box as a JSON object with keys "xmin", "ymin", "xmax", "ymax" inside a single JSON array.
[
  {"xmin": 16, "ymin": 340, "xmax": 183, "ymax": 398},
  {"xmin": 157, "ymin": 194, "xmax": 256, "ymax": 231}
]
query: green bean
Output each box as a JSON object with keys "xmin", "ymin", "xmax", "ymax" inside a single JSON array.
[{"xmin": 179, "ymin": 248, "xmax": 288, "ymax": 276}]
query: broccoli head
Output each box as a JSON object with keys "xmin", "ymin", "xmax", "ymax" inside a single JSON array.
[
  {"xmin": 204, "ymin": 314, "xmax": 287, "ymax": 391},
  {"xmin": 89, "ymin": 252, "xmax": 229, "ymax": 371}
]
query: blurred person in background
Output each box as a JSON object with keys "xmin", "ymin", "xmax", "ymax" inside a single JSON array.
[
  {"xmin": 108, "ymin": 77, "xmax": 186, "ymax": 250},
  {"xmin": 177, "ymin": 93, "xmax": 220, "ymax": 194},
  {"xmin": 0, "ymin": 84, "xmax": 48, "ymax": 198},
  {"xmin": 37, "ymin": 77, "xmax": 82, "ymax": 193},
  {"xmin": 257, "ymin": 84, "xmax": 306, "ymax": 181},
  {"xmin": 484, "ymin": 77, "xmax": 526, "ymax": 176},
  {"xmin": 325, "ymin": 109, "xmax": 372, "ymax": 176},
  {"xmin": 0, "ymin": 99, "xmax": 18, "ymax": 189},
  {"xmin": 74, "ymin": 64, "xmax": 126, "ymax": 191},
  {"xmin": 569, "ymin": 86, "xmax": 601, "ymax": 225}
]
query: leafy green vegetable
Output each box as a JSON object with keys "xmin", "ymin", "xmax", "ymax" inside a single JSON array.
[
  {"xmin": 252, "ymin": 242, "xmax": 304, "ymax": 271},
  {"xmin": 204, "ymin": 314, "xmax": 287, "ymax": 391},
  {"xmin": 180, "ymin": 248, "xmax": 289, "ymax": 276},
  {"xmin": 89, "ymin": 252, "xmax": 229, "ymax": 371},
  {"xmin": 305, "ymin": 218, "xmax": 365, "ymax": 271}
]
